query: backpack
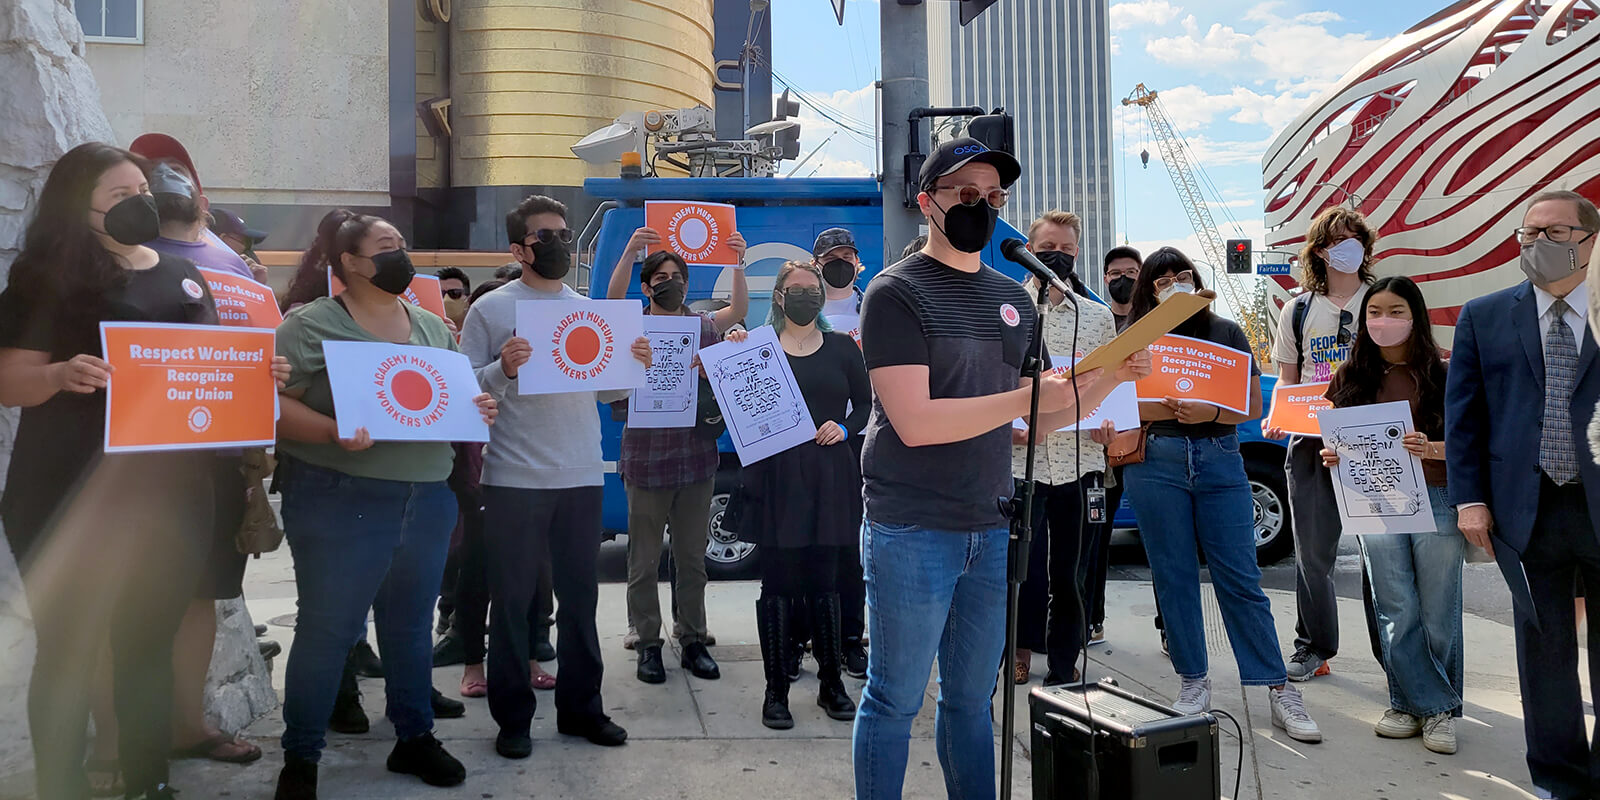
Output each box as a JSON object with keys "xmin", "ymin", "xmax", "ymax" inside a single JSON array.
[{"xmin": 1290, "ymin": 292, "xmax": 1314, "ymax": 369}]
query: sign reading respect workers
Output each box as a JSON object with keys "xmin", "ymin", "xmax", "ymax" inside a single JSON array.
[
  {"xmin": 99, "ymin": 322, "xmax": 278, "ymax": 452},
  {"xmin": 1135, "ymin": 334, "xmax": 1253, "ymax": 414}
]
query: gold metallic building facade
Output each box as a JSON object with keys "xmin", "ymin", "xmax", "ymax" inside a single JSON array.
[{"xmin": 448, "ymin": 0, "xmax": 716, "ymax": 188}]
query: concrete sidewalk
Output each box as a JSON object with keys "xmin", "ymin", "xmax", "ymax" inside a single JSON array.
[{"xmin": 163, "ymin": 553, "xmax": 1557, "ymax": 799}]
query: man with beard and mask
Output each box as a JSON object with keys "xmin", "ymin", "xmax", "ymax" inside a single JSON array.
[
  {"xmin": 852, "ymin": 138, "xmax": 1151, "ymax": 798},
  {"xmin": 603, "ymin": 241, "xmax": 749, "ymax": 686},
  {"xmin": 1103, "ymin": 246, "xmax": 1142, "ymax": 332},
  {"xmin": 459, "ymin": 195, "xmax": 654, "ymax": 760},
  {"xmin": 1007, "ymin": 210, "xmax": 1118, "ymax": 688},
  {"xmin": 1447, "ymin": 190, "xmax": 1600, "ymax": 799}
]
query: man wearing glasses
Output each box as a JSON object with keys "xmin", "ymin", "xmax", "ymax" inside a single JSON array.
[
  {"xmin": 852, "ymin": 138, "xmax": 1150, "ymax": 798},
  {"xmin": 1448, "ymin": 190, "xmax": 1600, "ymax": 799},
  {"xmin": 460, "ymin": 195, "xmax": 653, "ymax": 759},
  {"xmin": 1265, "ymin": 206, "xmax": 1379, "ymax": 683}
]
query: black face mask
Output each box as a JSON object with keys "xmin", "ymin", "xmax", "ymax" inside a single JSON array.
[
  {"xmin": 821, "ymin": 258, "xmax": 856, "ymax": 289},
  {"xmin": 366, "ymin": 249, "xmax": 416, "ymax": 295},
  {"xmin": 931, "ymin": 199, "xmax": 998, "ymax": 254},
  {"xmin": 649, "ymin": 277, "xmax": 686, "ymax": 312},
  {"xmin": 1107, "ymin": 276, "xmax": 1136, "ymax": 305},
  {"xmin": 1036, "ymin": 250, "xmax": 1077, "ymax": 281},
  {"xmin": 95, "ymin": 194, "xmax": 160, "ymax": 245},
  {"xmin": 781, "ymin": 289, "xmax": 824, "ymax": 326},
  {"xmin": 524, "ymin": 239, "xmax": 571, "ymax": 280}
]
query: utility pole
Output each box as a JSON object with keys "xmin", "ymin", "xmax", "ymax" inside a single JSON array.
[{"xmin": 880, "ymin": 0, "xmax": 929, "ymax": 260}]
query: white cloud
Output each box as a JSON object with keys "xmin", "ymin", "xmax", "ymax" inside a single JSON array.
[
  {"xmin": 1144, "ymin": 8, "xmax": 1391, "ymax": 92},
  {"xmin": 1153, "ymin": 84, "xmax": 1325, "ymax": 132},
  {"xmin": 780, "ymin": 84, "xmax": 879, "ymax": 178},
  {"xmin": 1147, "ymin": 16, "xmax": 1253, "ymax": 65},
  {"xmin": 1295, "ymin": 11, "xmax": 1343, "ymax": 24},
  {"xmin": 1109, "ymin": 0, "xmax": 1182, "ymax": 31}
]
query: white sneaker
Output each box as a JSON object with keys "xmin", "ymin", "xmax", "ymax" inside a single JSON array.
[
  {"xmin": 1172, "ymin": 677, "xmax": 1211, "ymax": 715},
  {"xmin": 1421, "ymin": 713, "xmax": 1457, "ymax": 755},
  {"xmin": 622, "ymin": 625, "xmax": 639, "ymax": 651},
  {"xmin": 1270, "ymin": 684, "xmax": 1322, "ymax": 743},
  {"xmin": 1374, "ymin": 709, "xmax": 1422, "ymax": 739}
]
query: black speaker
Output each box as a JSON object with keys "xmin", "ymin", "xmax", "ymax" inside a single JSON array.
[{"xmin": 1029, "ymin": 681, "xmax": 1219, "ymax": 800}]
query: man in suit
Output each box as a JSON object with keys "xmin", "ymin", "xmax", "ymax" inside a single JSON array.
[{"xmin": 1447, "ymin": 189, "xmax": 1600, "ymax": 799}]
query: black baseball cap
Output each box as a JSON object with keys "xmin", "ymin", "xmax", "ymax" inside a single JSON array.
[
  {"xmin": 812, "ymin": 227, "xmax": 858, "ymax": 258},
  {"xmin": 210, "ymin": 208, "xmax": 268, "ymax": 244},
  {"xmin": 919, "ymin": 137, "xmax": 1021, "ymax": 191}
]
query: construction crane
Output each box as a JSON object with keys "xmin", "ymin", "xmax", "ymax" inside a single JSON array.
[{"xmin": 1122, "ymin": 83, "xmax": 1275, "ymax": 365}]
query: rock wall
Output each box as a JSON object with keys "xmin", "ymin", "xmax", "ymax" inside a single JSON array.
[{"xmin": 0, "ymin": 0, "xmax": 275, "ymax": 782}]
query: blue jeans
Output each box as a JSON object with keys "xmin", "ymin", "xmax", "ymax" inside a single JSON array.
[
  {"xmin": 279, "ymin": 460, "xmax": 456, "ymax": 761},
  {"xmin": 1362, "ymin": 484, "xmax": 1465, "ymax": 717},
  {"xmin": 1124, "ymin": 433, "xmax": 1288, "ymax": 686},
  {"xmin": 852, "ymin": 521, "xmax": 1009, "ymax": 800}
]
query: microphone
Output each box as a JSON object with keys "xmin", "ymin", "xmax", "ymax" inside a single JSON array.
[{"xmin": 1000, "ymin": 238, "xmax": 1076, "ymax": 303}]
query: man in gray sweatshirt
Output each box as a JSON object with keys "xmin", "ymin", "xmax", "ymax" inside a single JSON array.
[{"xmin": 460, "ymin": 195, "xmax": 652, "ymax": 759}]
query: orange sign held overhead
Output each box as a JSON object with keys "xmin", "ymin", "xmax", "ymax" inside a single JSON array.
[
  {"xmin": 199, "ymin": 268, "xmax": 282, "ymax": 329},
  {"xmin": 1135, "ymin": 334, "xmax": 1253, "ymax": 414},
  {"xmin": 100, "ymin": 322, "xmax": 278, "ymax": 452},
  {"xmin": 328, "ymin": 269, "xmax": 448, "ymax": 320},
  {"xmin": 1265, "ymin": 381, "xmax": 1334, "ymax": 437},
  {"xmin": 645, "ymin": 201, "xmax": 740, "ymax": 268}
]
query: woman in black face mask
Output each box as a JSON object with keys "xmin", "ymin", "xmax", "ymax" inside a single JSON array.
[
  {"xmin": 271, "ymin": 213, "xmax": 497, "ymax": 799},
  {"xmin": 733, "ymin": 261, "xmax": 871, "ymax": 730},
  {"xmin": 0, "ymin": 142, "xmax": 290, "ymax": 800}
]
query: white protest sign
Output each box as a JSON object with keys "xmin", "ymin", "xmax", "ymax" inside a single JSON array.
[
  {"xmin": 1012, "ymin": 360, "xmax": 1141, "ymax": 434},
  {"xmin": 1318, "ymin": 400, "xmax": 1436, "ymax": 535},
  {"xmin": 700, "ymin": 325, "xmax": 816, "ymax": 464},
  {"xmin": 322, "ymin": 341, "xmax": 489, "ymax": 442},
  {"xmin": 629, "ymin": 314, "xmax": 701, "ymax": 429},
  {"xmin": 513, "ymin": 299, "xmax": 645, "ymax": 394}
]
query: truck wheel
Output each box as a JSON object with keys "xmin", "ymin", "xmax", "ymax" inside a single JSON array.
[
  {"xmin": 705, "ymin": 471, "xmax": 758, "ymax": 580},
  {"xmin": 1245, "ymin": 455, "xmax": 1294, "ymax": 565}
]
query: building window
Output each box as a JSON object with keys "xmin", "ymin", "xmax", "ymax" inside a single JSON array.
[{"xmin": 75, "ymin": 0, "xmax": 142, "ymax": 44}]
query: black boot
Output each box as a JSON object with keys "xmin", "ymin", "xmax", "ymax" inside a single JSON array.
[
  {"xmin": 808, "ymin": 593, "xmax": 857, "ymax": 721},
  {"xmin": 756, "ymin": 596, "xmax": 794, "ymax": 730},
  {"xmin": 274, "ymin": 757, "xmax": 317, "ymax": 800},
  {"xmin": 328, "ymin": 654, "xmax": 369, "ymax": 734},
  {"xmin": 350, "ymin": 640, "xmax": 383, "ymax": 678}
]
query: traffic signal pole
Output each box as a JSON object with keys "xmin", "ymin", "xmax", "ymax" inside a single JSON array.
[{"xmin": 880, "ymin": 0, "xmax": 929, "ymax": 260}]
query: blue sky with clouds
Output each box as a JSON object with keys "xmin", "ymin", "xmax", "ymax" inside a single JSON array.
[{"xmin": 769, "ymin": 0, "xmax": 1429, "ymax": 260}]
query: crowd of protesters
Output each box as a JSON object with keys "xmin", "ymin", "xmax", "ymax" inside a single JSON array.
[{"xmin": 0, "ymin": 129, "xmax": 1596, "ymax": 800}]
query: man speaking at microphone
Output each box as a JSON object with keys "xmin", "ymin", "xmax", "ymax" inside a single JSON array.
[{"xmin": 851, "ymin": 138, "xmax": 1151, "ymax": 799}]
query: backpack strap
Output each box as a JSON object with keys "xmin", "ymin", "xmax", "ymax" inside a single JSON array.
[{"xmin": 1291, "ymin": 292, "xmax": 1313, "ymax": 369}]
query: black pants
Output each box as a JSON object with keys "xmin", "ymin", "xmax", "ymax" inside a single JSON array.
[
  {"xmin": 451, "ymin": 503, "xmax": 545, "ymax": 665},
  {"xmin": 1516, "ymin": 478, "xmax": 1600, "ymax": 798},
  {"xmin": 761, "ymin": 545, "xmax": 841, "ymax": 601},
  {"xmin": 1016, "ymin": 478, "xmax": 1102, "ymax": 676},
  {"xmin": 483, "ymin": 485, "xmax": 605, "ymax": 736},
  {"xmin": 12, "ymin": 453, "xmax": 212, "ymax": 799},
  {"xmin": 839, "ymin": 436, "xmax": 867, "ymax": 641}
]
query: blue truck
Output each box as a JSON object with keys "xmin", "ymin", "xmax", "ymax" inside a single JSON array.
[{"xmin": 574, "ymin": 176, "xmax": 1292, "ymax": 577}]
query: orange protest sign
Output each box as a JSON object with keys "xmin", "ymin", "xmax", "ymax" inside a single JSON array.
[
  {"xmin": 328, "ymin": 269, "xmax": 448, "ymax": 319},
  {"xmin": 100, "ymin": 323, "xmax": 278, "ymax": 452},
  {"xmin": 1265, "ymin": 381, "xmax": 1334, "ymax": 437},
  {"xmin": 645, "ymin": 200, "xmax": 740, "ymax": 267},
  {"xmin": 1135, "ymin": 334, "xmax": 1253, "ymax": 413},
  {"xmin": 198, "ymin": 268, "xmax": 282, "ymax": 329}
]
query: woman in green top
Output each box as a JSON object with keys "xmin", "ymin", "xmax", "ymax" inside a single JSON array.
[{"xmin": 271, "ymin": 213, "xmax": 496, "ymax": 800}]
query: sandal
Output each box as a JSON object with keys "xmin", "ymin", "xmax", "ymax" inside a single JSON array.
[
  {"xmin": 85, "ymin": 757, "xmax": 123, "ymax": 798},
  {"xmin": 1013, "ymin": 658, "xmax": 1031, "ymax": 685},
  {"xmin": 531, "ymin": 671, "xmax": 557, "ymax": 691},
  {"xmin": 171, "ymin": 731, "xmax": 263, "ymax": 764},
  {"xmin": 460, "ymin": 676, "xmax": 488, "ymax": 698}
]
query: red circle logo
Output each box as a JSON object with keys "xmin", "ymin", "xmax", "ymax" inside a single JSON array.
[
  {"xmin": 391, "ymin": 369, "xmax": 434, "ymax": 411},
  {"xmin": 564, "ymin": 325, "xmax": 603, "ymax": 367},
  {"xmin": 1000, "ymin": 303, "xmax": 1021, "ymax": 327}
]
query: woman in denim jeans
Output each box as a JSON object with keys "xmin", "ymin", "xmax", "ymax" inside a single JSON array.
[
  {"xmin": 271, "ymin": 213, "xmax": 497, "ymax": 800},
  {"xmin": 1321, "ymin": 275, "xmax": 1464, "ymax": 755},
  {"xmin": 1121, "ymin": 247, "xmax": 1323, "ymax": 743}
]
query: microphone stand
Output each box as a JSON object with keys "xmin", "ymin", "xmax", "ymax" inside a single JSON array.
[{"xmin": 999, "ymin": 277, "xmax": 1051, "ymax": 800}]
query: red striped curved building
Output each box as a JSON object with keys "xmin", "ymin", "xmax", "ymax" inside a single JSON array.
[{"xmin": 1262, "ymin": 0, "xmax": 1600, "ymax": 345}]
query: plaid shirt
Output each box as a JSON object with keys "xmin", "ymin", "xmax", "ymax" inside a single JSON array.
[{"xmin": 620, "ymin": 311, "xmax": 721, "ymax": 490}]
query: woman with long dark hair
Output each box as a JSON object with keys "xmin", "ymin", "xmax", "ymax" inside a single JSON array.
[
  {"xmin": 1120, "ymin": 247, "xmax": 1322, "ymax": 743},
  {"xmin": 0, "ymin": 142, "xmax": 285, "ymax": 800},
  {"xmin": 279, "ymin": 209, "xmax": 356, "ymax": 312},
  {"xmin": 271, "ymin": 213, "xmax": 496, "ymax": 799},
  {"xmin": 737, "ymin": 260, "xmax": 870, "ymax": 729},
  {"xmin": 1321, "ymin": 276, "xmax": 1465, "ymax": 755}
]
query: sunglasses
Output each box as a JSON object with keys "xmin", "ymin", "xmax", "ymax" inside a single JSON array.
[
  {"xmin": 933, "ymin": 185, "xmax": 1010, "ymax": 209},
  {"xmin": 443, "ymin": 288, "xmax": 467, "ymax": 300},
  {"xmin": 1338, "ymin": 310, "xmax": 1354, "ymax": 346},
  {"xmin": 523, "ymin": 228, "xmax": 574, "ymax": 246}
]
